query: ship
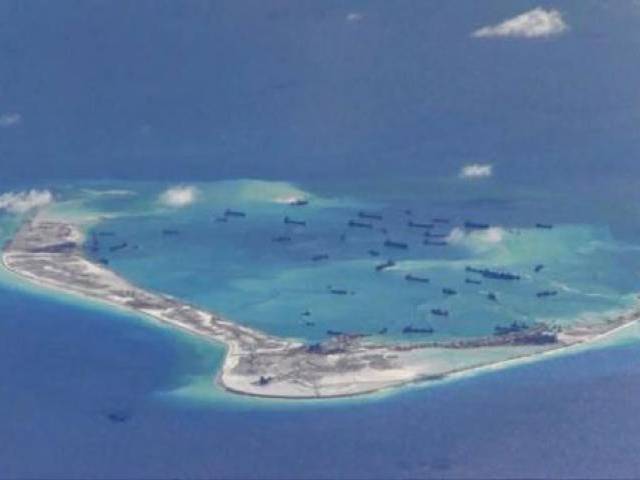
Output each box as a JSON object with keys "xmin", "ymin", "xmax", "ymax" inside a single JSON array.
[
  {"xmin": 289, "ymin": 198, "xmax": 309, "ymax": 206},
  {"xmin": 465, "ymin": 278, "xmax": 481, "ymax": 285},
  {"xmin": 106, "ymin": 411, "xmax": 131, "ymax": 423},
  {"xmin": 375, "ymin": 259, "xmax": 395, "ymax": 272},
  {"xmin": 536, "ymin": 290, "xmax": 558, "ymax": 298},
  {"xmin": 482, "ymin": 270, "xmax": 520, "ymax": 280},
  {"xmin": 442, "ymin": 288, "xmax": 457, "ymax": 296},
  {"xmin": 431, "ymin": 308, "xmax": 449, "ymax": 317},
  {"xmin": 534, "ymin": 264, "xmax": 545, "ymax": 273},
  {"xmin": 424, "ymin": 231, "xmax": 448, "ymax": 238},
  {"xmin": 224, "ymin": 209, "xmax": 247, "ymax": 218},
  {"xmin": 464, "ymin": 221, "xmax": 490, "ymax": 229},
  {"xmin": 358, "ymin": 211, "xmax": 383, "ymax": 220},
  {"xmin": 494, "ymin": 321, "xmax": 528, "ymax": 335},
  {"xmin": 535, "ymin": 223, "xmax": 553, "ymax": 229},
  {"xmin": 284, "ymin": 216, "xmax": 306, "ymax": 226},
  {"xmin": 162, "ymin": 229, "xmax": 180, "ymax": 235},
  {"xmin": 402, "ymin": 325, "xmax": 434, "ymax": 334},
  {"xmin": 348, "ymin": 220, "xmax": 373, "ymax": 229},
  {"xmin": 405, "ymin": 274, "xmax": 430, "ymax": 283},
  {"xmin": 109, "ymin": 242, "xmax": 128, "ymax": 252},
  {"xmin": 424, "ymin": 239, "xmax": 448, "ymax": 246},
  {"xmin": 465, "ymin": 266, "xmax": 520, "ymax": 280},
  {"xmin": 328, "ymin": 288, "xmax": 349, "ymax": 295},
  {"xmin": 384, "ymin": 240, "xmax": 408, "ymax": 249},
  {"xmin": 326, "ymin": 329, "xmax": 344, "ymax": 336},
  {"xmin": 272, "ymin": 235, "xmax": 292, "ymax": 243},
  {"xmin": 408, "ymin": 220, "xmax": 433, "ymax": 229},
  {"xmin": 311, "ymin": 254, "xmax": 329, "ymax": 261}
]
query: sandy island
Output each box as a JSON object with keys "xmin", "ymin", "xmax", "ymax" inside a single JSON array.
[{"xmin": 2, "ymin": 214, "xmax": 639, "ymax": 399}]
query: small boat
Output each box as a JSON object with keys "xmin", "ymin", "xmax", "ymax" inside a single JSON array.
[
  {"xmin": 378, "ymin": 327, "xmax": 388, "ymax": 335},
  {"xmin": 424, "ymin": 239, "xmax": 447, "ymax": 246},
  {"xmin": 534, "ymin": 264, "xmax": 545, "ymax": 273},
  {"xmin": 348, "ymin": 220, "xmax": 373, "ymax": 229},
  {"xmin": 431, "ymin": 308, "xmax": 449, "ymax": 317},
  {"xmin": 106, "ymin": 411, "xmax": 131, "ymax": 423},
  {"xmin": 465, "ymin": 278, "xmax": 481, "ymax": 285},
  {"xmin": 487, "ymin": 292, "xmax": 498, "ymax": 302},
  {"xmin": 424, "ymin": 231, "xmax": 448, "ymax": 238},
  {"xmin": 311, "ymin": 254, "xmax": 329, "ymax": 261},
  {"xmin": 224, "ymin": 209, "xmax": 247, "ymax": 218},
  {"xmin": 328, "ymin": 288, "xmax": 349, "ymax": 295},
  {"xmin": 408, "ymin": 220, "xmax": 433, "ymax": 229},
  {"xmin": 301, "ymin": 310, "xmax": 311, "ymax": 317},
  {"xmin": 432, "ymin": 218, "xmax": 449, "ymax": 224},
  {"xmin": 375, "ymin": 259, "xmax": 395, "ymax": 272},
  {"xmin": 98, "ymin": 258, "xmax": 109, "ymax": 265},
  {"xmin": 289, "ymin": 199, "xmax": 309, "ymax": 206},
  {"xmin": 368, "ymin": 249, "xmax": 380, "ymax": 257},
  {"xmin": 536, "ymin": 223, "xmax": 553, "ymax": 229},
  {"xmin": 405, "ymin": 274, "xmax": 430, "ymax": 283},
  {"xmin": 402, "ymin": 325, "xmax": 434, "ymax": 334},
  {"xmin": 326, "ymin": 329, "xmax": 344, "ymax": 336},
  {"xmin": 98, "ymin": 231, "xmax": 116, "ymax": 237},
  {"xmin": 442, "ymin": 288, "xmax": 457, "ymax": 296},
  {"xmin": 162, "ymin": 229, "xmax": 180, "ymax": 235},
  {"xmin": 536, "ymin": 290, "xmax": 558, "ymax": 298},
  {"xmin": 284, "ymin": 216, "xmax": 306, "ymax": 226},
  {"xmin": 384, "ymin": 240, "xmax": 408, "ymax": 249},
  {"xmin": 272, "ymin": 236, "xmax": 291, "ymax": 243},
  {"xmin": 109, "ymin": 242, "xmax": 128, "ymax": 252},
  {"xmin": 358, "ymin": 211, "xmax": 383, "ymax": 221},
  {"xmin": 215, "ymin": 217, "xmax": 228, "ymax": 223}
]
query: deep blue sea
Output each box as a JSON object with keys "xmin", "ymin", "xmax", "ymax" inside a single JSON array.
[{"xmin": 2, "ymin": 1, "xmax": 640, "ymax": 478}]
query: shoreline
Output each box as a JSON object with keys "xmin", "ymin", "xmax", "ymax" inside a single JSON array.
[{"xmin": 3, "ymin": 215, "xmax": 639, "ymax": 400}]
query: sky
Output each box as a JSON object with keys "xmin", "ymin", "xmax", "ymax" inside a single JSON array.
[{"xmin": 0, "ymin": 0, "xmax": 639, "ymax": 183}]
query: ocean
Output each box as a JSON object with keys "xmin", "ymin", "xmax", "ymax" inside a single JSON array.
[{"xmin": 2, "ymin": 1, "xmax": 640, "ymax": 478}]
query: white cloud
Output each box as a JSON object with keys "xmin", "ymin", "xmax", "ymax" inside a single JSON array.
[
  {"xmin": 0, "ymin": 113, "xmax": 22, "ymax": 128},
  {"xmin": 346, "ymin": 12, "xmax": 364, "ymax": 23},
  {"xmin": 0, "ymin": 189, "xmax": 53, "ymax": 213},
  {"xmin": 158, "ymin": 185, "xmax": 199, "ymax": 207},
  {"xmin": 460, "ymin": 163, "xmax": 493, "ymax": 179},
  {"xmin": 472, "ymin": 8, "xmax": 568, "ymax": 39}
]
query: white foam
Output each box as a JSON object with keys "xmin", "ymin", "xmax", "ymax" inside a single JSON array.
[{"xmin": 159, "ymin": 185, "xmax": 199, "ymax": 207}]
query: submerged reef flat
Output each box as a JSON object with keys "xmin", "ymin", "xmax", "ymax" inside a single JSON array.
[{"xmin": 3, "ymin": 214, "xmax": 640, "ymax": 399}]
